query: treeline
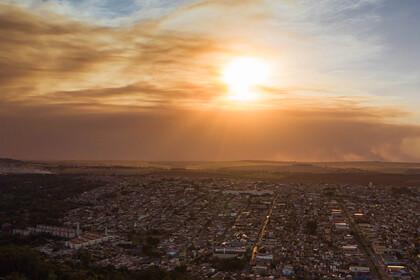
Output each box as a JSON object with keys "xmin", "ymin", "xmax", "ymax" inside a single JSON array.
[
  {"xmin": 0, "ymin": 174, "xmax": 101, "ymax": 227},
  {"xmin": 210, "ymin": 257, "xmax": 247, "ymax": 272},
  {"xmin": 0, "ymin": 245, "xmax": 196, "ymax": 280}
]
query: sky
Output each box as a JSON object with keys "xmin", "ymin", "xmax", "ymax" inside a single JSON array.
[{"xmin": 0, "ymin": 0, "xmax": 419, "ymax": 161}]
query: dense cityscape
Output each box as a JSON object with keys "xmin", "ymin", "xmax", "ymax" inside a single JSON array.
[{"xmin": 1, "ymin": 168, "xmax": 418, "ymax": 280}]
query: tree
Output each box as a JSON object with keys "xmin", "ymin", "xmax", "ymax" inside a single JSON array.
[
  {"xmin": 78, "ymin": 250, "xmax": 93, "ymax": 267},
  {"xmin": 211, "ymin": 257, "xmax": 247, "ymax": 272},
  {"xmin": 5, "ymin": 272, "xmax": 27, "ymax": 280},
  {"xmin": 304, "ymin": 220, "xmax": 317, "ymax": 235}
]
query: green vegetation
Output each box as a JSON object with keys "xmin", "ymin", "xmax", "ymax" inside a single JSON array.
[
  {"xmin": 0, "ymin": 174, "xmax": 102, "ymax": 227},
  {"xmin": 211, "ymin": 257, "xmax": 247, "ymax": 272},
  {"xmin": 304, "ymin": 220, "xmax": 318, "ymax": 235},
  {"xmin": 127, "ymin": 230, "xmax": 163, "ymax": 257},
  {"xmin": 0, "ymin": 245, "xmax": 196, "ymax": 280}
]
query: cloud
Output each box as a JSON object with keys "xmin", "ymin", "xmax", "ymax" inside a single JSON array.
[
  {"xmin": 1, "ymin": 106, "xmax": 420, "ymax": 161},
  {"xmin": 0, "ymin": 0, "xmax": 389, "ymax": 109},
  {"xmin": 2, "ymin": 0, "xmax": 265, "ymax": 26},
  {"xmin": 0, "ymin": 3, "xmax": 229, "ymax": 108},
  {"xmin": 401, "ymin": 137, "xmax": 420, "ymax": 159},
  {"xmin": 0, "ymin": 1, "xmax": 419, "ymax": 161}
]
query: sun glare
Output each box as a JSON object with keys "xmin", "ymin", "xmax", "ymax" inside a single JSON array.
[{"xmin": 222, "ymin": 57, "xmax": 269, "ymax": 101}]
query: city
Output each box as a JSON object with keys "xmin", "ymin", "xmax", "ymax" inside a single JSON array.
[{"xmin": 1, "ymin": 164, "xmax": 418, "ymax": 279}]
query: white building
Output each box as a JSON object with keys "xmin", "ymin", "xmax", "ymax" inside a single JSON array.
[{"xmin": 66, "ymin": 231, "xmax": 110, "ymax": 250}]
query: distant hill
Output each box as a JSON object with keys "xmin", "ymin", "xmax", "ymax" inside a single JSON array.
[
  {"xmin": 0, "ymin": 158, "xmax": 51, "ymax": 175},
  {"xmin": 2, "ymin": 159, "xmax": 420, "ymax": 176},
  {"xmin": 176, "ymin": 160, "xmax": 420, "ymax": 174}
]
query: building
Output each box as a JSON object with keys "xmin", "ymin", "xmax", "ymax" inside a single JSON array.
[{"xmin": 65, "ymin": 232, "xmax": 110, "ymax": 250}]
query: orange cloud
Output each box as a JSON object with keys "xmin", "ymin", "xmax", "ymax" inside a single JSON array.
[
  {"xmin": 0, "ymin": 3, "xmax": 226, "ymax": 109},
  {"xmin": 0, "ymin": 106, "xmax": 419, "ymax": 161},
  {"xmin": 1, "ymin": 2, "xmax": 420, "ymax": 161}
]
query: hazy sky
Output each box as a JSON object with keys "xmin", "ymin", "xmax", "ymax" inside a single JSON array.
[{"xmin": 0, "ymin": 0, "xmax": 419, "ymax": 161}]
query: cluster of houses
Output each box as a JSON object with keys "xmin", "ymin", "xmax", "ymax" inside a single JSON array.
[
  {"xmin": 5, "ymin": 175, "xmax": 417, "ymax": 280},
  {"xmin": 343, "ymin": 184, "xmax": 418, "ymax": 280},
  {"xmin": 212, "ymin": 186, "xmax": 375, "ymax": 279}
]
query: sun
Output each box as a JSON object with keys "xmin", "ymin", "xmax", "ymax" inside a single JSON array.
[{"xmin": 222, "ymin": 57, "xmax": 269, "ymax": 101}]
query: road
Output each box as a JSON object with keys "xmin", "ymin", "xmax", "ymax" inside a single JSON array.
[
  {"xmin": 338, "ymin": 197, "xmax": 390, "ymax": 280},
  {"xmin": 250, "ymin": 194, "xmax": 277, "ymax": 265}
]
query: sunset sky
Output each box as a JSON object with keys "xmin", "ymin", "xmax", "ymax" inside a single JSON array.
[{"xmin": 1, "ymin": 0, "xmax": 419, "ymax": 161}]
